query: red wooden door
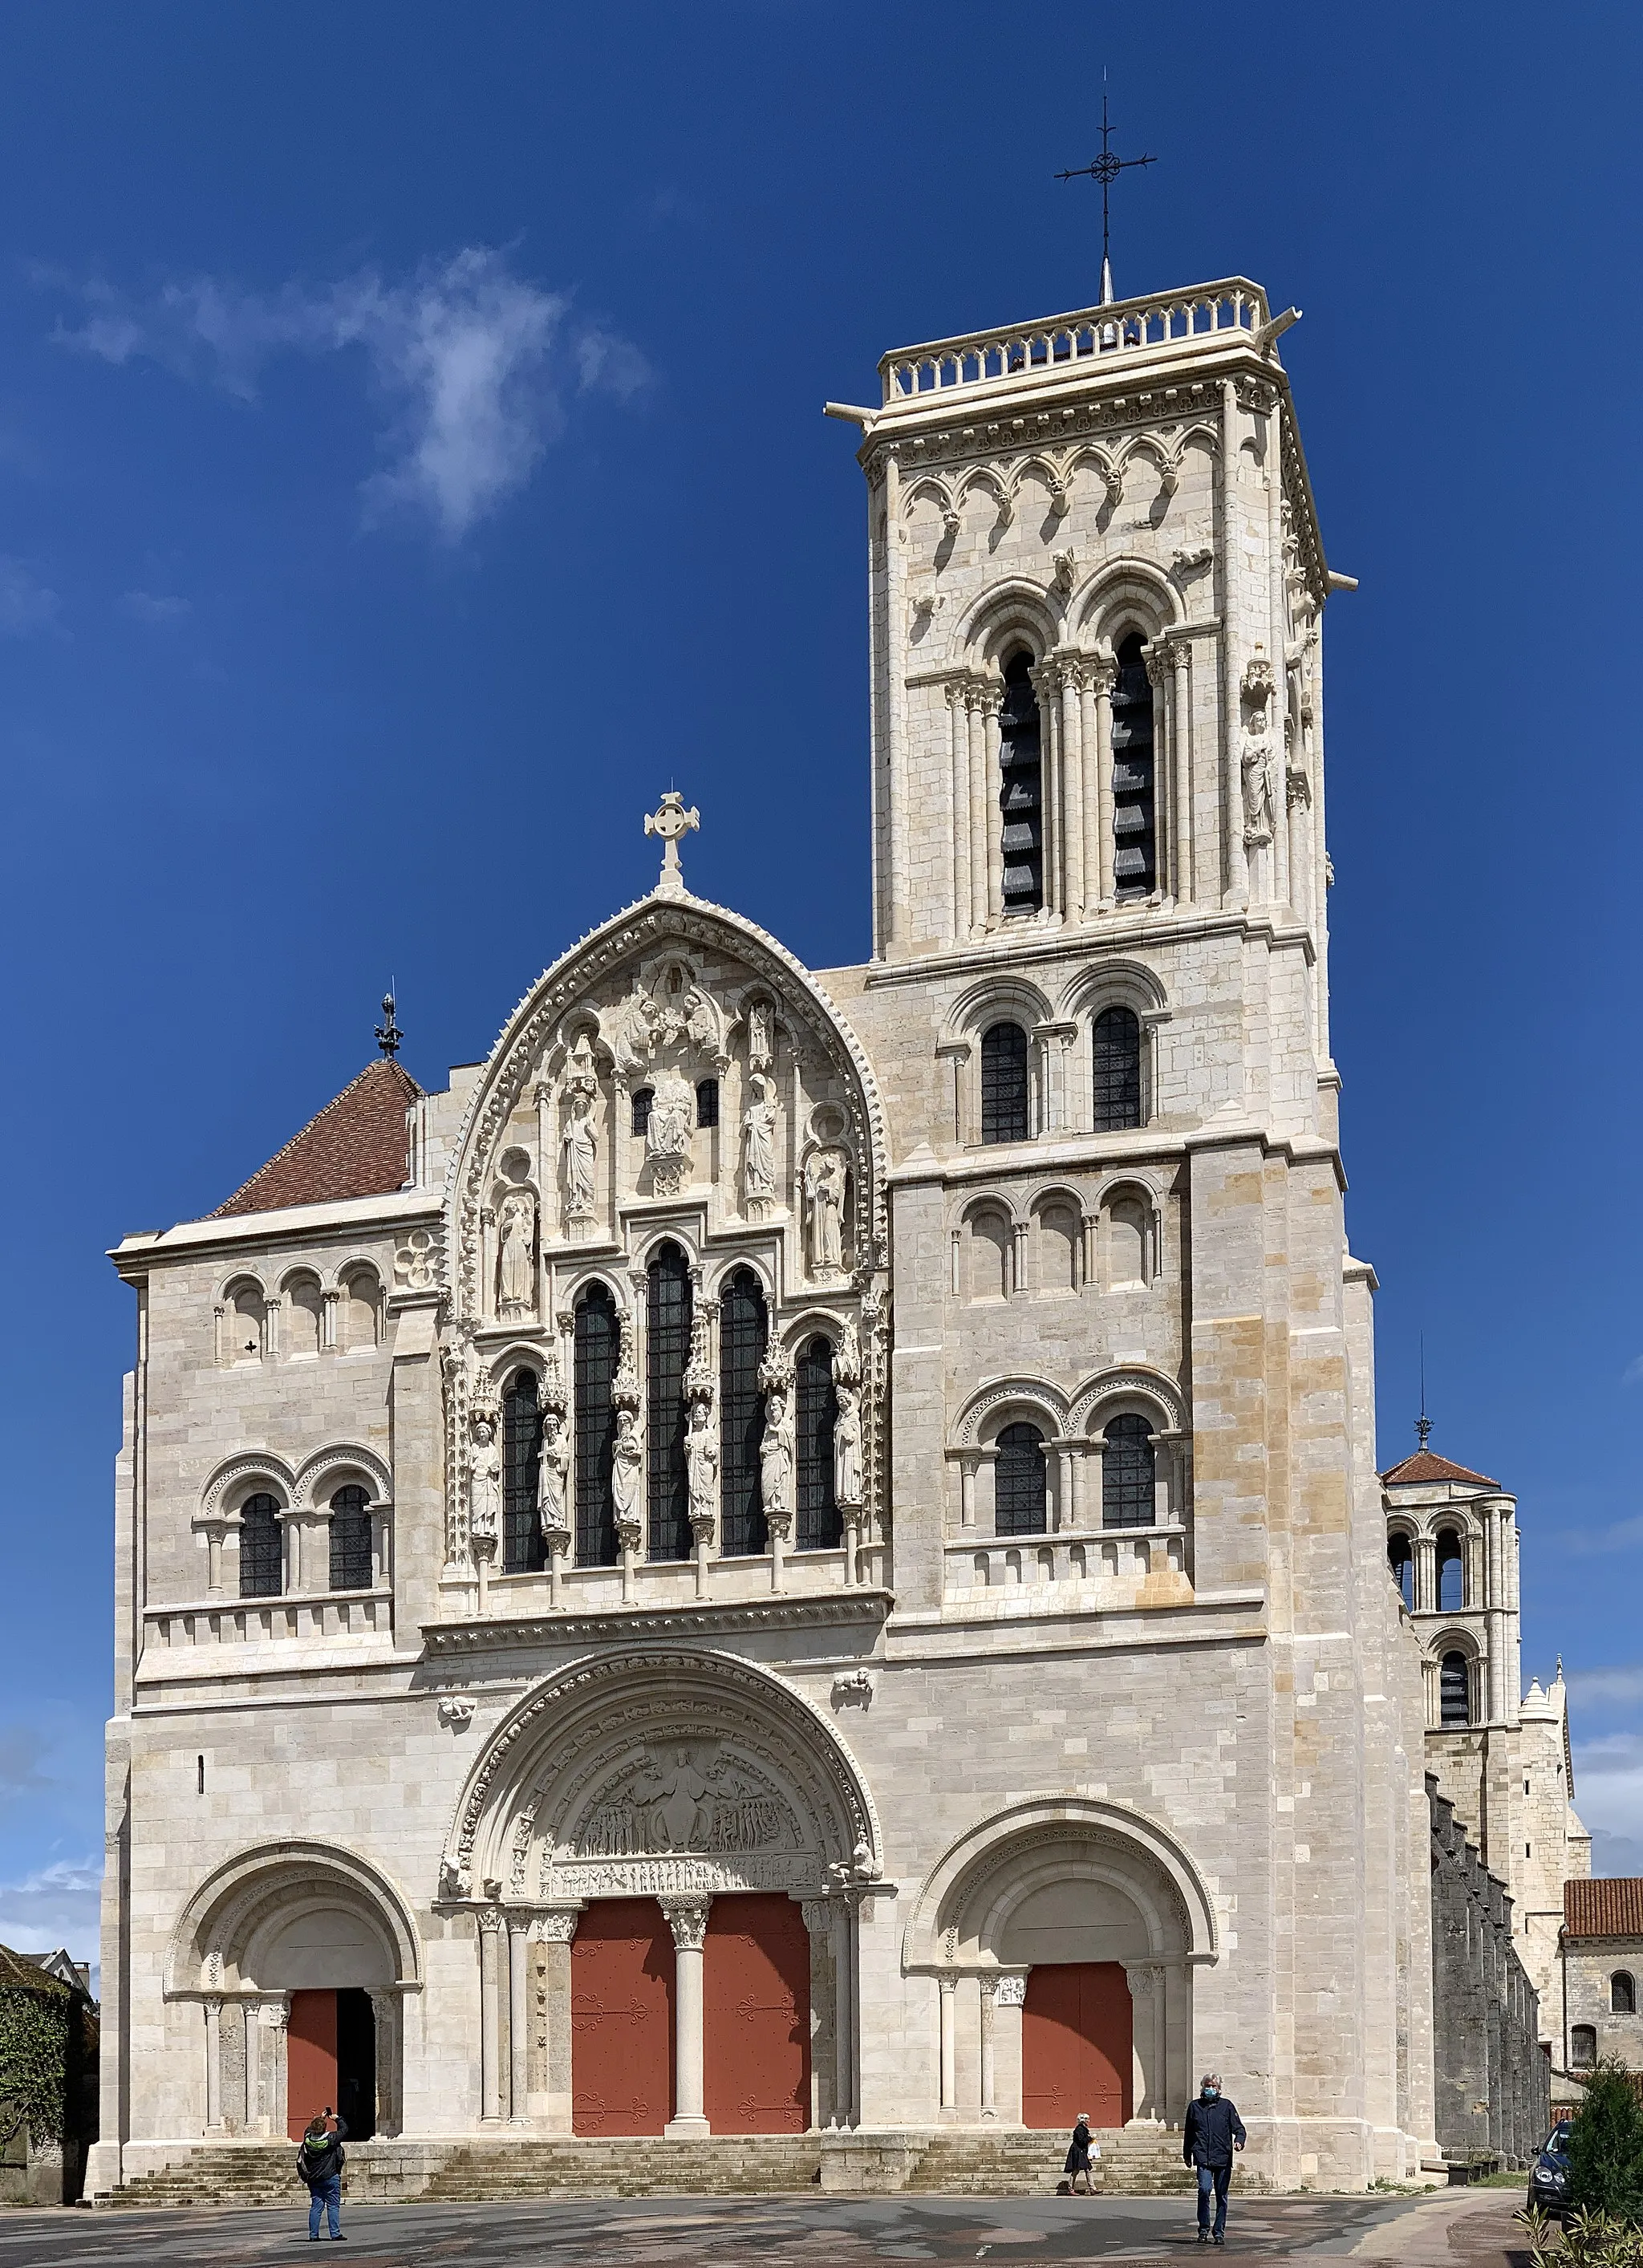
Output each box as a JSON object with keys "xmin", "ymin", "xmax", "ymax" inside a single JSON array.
[
  {"xmin": 286, "ymin": 1989, "xmax": 339, "ymax": 2141},
  {"xmin": 571, "ymin": 1898, "xmax": 675, "ymax": 2136},
  {"xmin": 703, "ymin": 1893, "xmax": 810, "ymax": 2133},
  {"xmin": 1021, "ymin": 1962, "xmax": 1133, "ymax": 2130}
]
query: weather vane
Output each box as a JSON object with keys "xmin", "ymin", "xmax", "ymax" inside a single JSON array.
[
  {"xmin": 1055, "ymin": 84, "xmax": 1156, "ymax": 308},
  {"xmin": 375, "ymin": 989, "xmax": 402, "ymax": 1058}
]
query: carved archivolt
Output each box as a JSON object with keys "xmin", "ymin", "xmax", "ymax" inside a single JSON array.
[
  {"xmin": 201, "ymin": 1453, "xmax": 296, "ymax": 1519},
  {"xmin": 955, "ymin": 1377, "xmax": 1072, "ymax": 1448},
  {"xmin": 1069, "ymin": 1365, "xmax": 1186, "ymax": 1437},
  {"xmin": 164, "ymin": 1839, "xmax": 423, "ymax": 1998},
  {"xmin": 292, "ymin": 1442, "xmax": 392, "ymax": 1511}
]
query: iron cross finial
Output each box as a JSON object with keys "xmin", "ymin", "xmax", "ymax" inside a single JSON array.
[
  {"xmin": 644, "ymin": 790, "xmax": 700, "ymax": 896},
  {"xmin": 375, "ymin": 989, "xmax": 402, "ymax": 1058},
  {"xmin": 1055, "ymin": 86, "xmax": 1157, "ymax": 307}
]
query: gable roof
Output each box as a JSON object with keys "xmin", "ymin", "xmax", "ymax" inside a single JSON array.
[
  {"xmin": 214, "ymin": 1057, "xmax": 422, "ymax": 1219},
  {"xmin": 0, "ymin": 1941, "xmax": 71, "ymax": 1994},
  {"xmin": 1566, "ymin": 1879, "xmax": 1643, "ymax": 1939},
  {"xmin": 1381, "ymin": 1448, "xmax": 1498, "ymax": 1489}
]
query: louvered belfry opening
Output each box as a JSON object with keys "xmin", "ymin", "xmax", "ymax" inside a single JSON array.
[
  {"xmin": 980, "ymin": 1020, "xmax": 1031, "ymax": 1145},
  {"xmin": 328, "ymin": 1484, "xmax": 372, "ymax": 1592},
  {"xmin": 719, "ymin": 1267, "xmax": 769, "ymax": 1558},
  {"xmin": 1092, "ymin": 1004, "xmax": 1142, "ymax": 1133},
  {"xmin": 647, "ymin": 1241, "xmax": 692, "ymax": 1562},
  {"xmin": 1439, "ymin": 1650, "xmax": 1471, "ymax": 1728},
  {"xmin": 1110, "ymin": 632, "xmax": 1156, "ymax": 900},
  {"xmin": 995, "ymin": 1422, "xmax": 1048, "ymax": 1536},
  {"xmin": 998, "ymin": 649, "xmax": 1043, "ymax": 914},
  {"xmin": 574, "ymin": 1283, "xmax": 619, "ymax": 1566},
  {"xmin": 503, "ymin": 1368, "xmax": 545, "ymax": 1573},
  {"xmin": 796, "ymin": 1334, "xmax": 841, "ymax": 1552}
]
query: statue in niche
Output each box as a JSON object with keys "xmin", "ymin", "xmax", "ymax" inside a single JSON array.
[
  {"xmin": 611, "ymin": 1406, "xmax": 644, "ymax": 1546},
  {"xmin": 497, "ymin": 1193, "xmax": 536, "ymax": 1317},
  {"xmin": 537, "ymin": 1408, "xmax": 571, "ymax": 1545},
  {"xmin": 469, "ymin": 1413, "xmax": 501, "ymax": 1548},
  {"xmin": 685, "ymin": 1398, "xmax": 719, "ymax": 1536},
  {"xmin": 645, "ymin": 1069, "xmax": 694, "ymax": 1194},
  {"xmin": 1241, "ymin": 740, "xmax": 1276, "ymax": 848},
  {"xmin": 803, "ymin": 1146, "xmax": 849, "ymax": 1277},
  {"xmin": 834, "ymin": 1380, "xmax": 863, "ymax": 1508},
  {"xmin": 742, "ymin": 1072, "xmax": 779, "ymax": 1216},
  {"xmin": 748, "ymin": 998, "xmax": 773, "ymax": 1071},
  {"xmin": 561, "ymin": 1086, "xmax": 598, "ymax": 1231},
  {"xmin": 760, "ymin": 1387, "xmax": 795, "ymax": 1535}
]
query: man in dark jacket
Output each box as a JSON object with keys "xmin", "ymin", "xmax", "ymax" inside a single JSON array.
[
  {"xmin": 1183, "ymin": 2073, "xmax": 1245, "ymax": 2245},
  {"xmin": 297, "ymin": 2110, "xmax": 348, "ymax": 2241}
]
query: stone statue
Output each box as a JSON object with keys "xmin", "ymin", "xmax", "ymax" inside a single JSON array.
[
  {"xmin": 497, "ymin": 1193, "xmax": 535, "ymax": 1316},
  {"xmin": 469, "ymin": 1414, "xmax": 501, "ymax": 1546},
  {"xmin": 748, "ymin": 998, "xmax": 773, "ymax": 1069},
  {"xmin": 645, "ymin": 1069, "xmax": 695, "ymax": 1196},
  {"xmin": 804, "ymin": 1146, "xmax": 848, "ymax": 1276},
  {"xmin": 685, "ymin": 1398, "xmax": 719, "ymax": 1533},
  {"xmin": 537, "ymin": 1407, "xmax": 570, "ymax": 1544},
  {"xmin": 611, "ymin": 1406, "xmax": 644, "ymax": 1544},
  {"xmin": 1241, "ymin": 740, "xmax": 1276, "ymax": 846},
  {"xmin": 561, "ymin": 1088, "xmax": 598, "ymax": 1224},
  {"xmin": 834, "ymin": 1380, "xmax": 862, "ymax": 1508},
  {"xmin": 742, "ymin": 1072, "xmax": 778, "ymax": 1214},
  {"xmin": 760, "ymin": 1387, "xmax": 795, "ymax": 1535}
]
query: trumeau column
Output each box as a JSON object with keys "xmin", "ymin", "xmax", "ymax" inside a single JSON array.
[
  {"xmin": 1091, "ymin": 654, "xmax": 1117, "ymax": 907},
  {"xmin": 662, "ymin": 1897, "xmax": 712, "ymax": 2137}
]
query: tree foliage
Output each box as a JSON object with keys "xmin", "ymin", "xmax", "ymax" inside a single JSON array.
[
  {"xmin": 0, "ymin": 1987, "xmax": 74, "ymax": 2151},
  {"xmin": 1568, "ymin": 2061, "xmax": 1643, "ymax": 2225}
]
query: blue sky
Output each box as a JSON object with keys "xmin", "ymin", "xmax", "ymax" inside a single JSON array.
[{"xmin": 0, "ymin": 2, "xmax": 1639, "ymax": 1965}]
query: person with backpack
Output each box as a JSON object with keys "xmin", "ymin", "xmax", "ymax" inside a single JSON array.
[
  {"xmin": 1183, "ymin": 2073, "xmax": 1245, "ymax": 2245},
  {"xmin": 296, "ymin": 2108, "xmax": 348, "ymax": 2241}
]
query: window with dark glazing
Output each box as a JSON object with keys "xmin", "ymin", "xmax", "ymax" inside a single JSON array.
[
  {"xmin": 1092, "ymin": 1004, "xmax": 1142, "ymax": 1132},
  {"xmin": 647, "ymin": 1243, "xmax": 692, "ymax": 1561},
  {"xmin": 696, "ymin": 1079, "xmax": 720, "ymax": 1130},
  {"xmin": 574, "ymin": 1284, "xmax": 619, "ymax": 1566},
  {"xmin": 995, "ymin": 1422, "xmax": 1048, "ymax": 1536},
  {"xmin": 719, "ymin": 1268, "xmax": 768, "ymax": 1557},
  {"xmin": 998, "ymin": 650, "xmax": 1043, "ymax": 914},
  {"xmin": 1101, "ymin": 1413, "xmax": 1156, "ymax": 1529},
  {"xmin": 238, "ymin": 1491, "xmax": 283, "ymax": 1598},
  {"xmin": 328, "ymin": 1484, "xmax": 373, "ymax": 1592},
  {"xmin": 631, "ymin": 1086, "xmax": 653, "ymax": 1137},
  {"xmin": 1439, "ymin": 1650, "xmax": 1471, "ymax": 1727},
  {"xmin": 980, "ymin": 1021, "xmax": 1030, "ymax": 1145},
  {"xmin": 1388, "ymin": 1533, "xmax": 1414, "ymax": 1610},
  {"xmin": 796, "ymin": 1335, "xmax": 841, "ymax": 1552},
  {"xmin": 503, "ymin": 1369, "xmax": 545, "ymax": 1573}
]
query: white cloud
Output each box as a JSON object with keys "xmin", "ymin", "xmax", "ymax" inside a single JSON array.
[
  {"xmin": 1623, "ymin": 1355, "xmax": 1643, "ymax": 1387},
  {"xmin": 1573, "ymin": 1729, "xmax": 1643, "ymax": 1856},
  {"xmin": 119, "ymin": 590, "xmax": 190, "ymax": 625},
  {"xmin": 0, "ymin": 557, "xmax": 62, "ymax": 637},
  {"xmin": 0, "ymin": 1857, "xmax": 100, "ymax": 1972},
  {"xmin": 1568, "ymin": 1666, "xmax": 1643, "ymax": 1706},
  {"xmin": 46, "ymin": 247, "xmax": 650, "ymax": 541}
]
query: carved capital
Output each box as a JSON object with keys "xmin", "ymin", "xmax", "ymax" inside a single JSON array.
[
  {"xmin": 800, "ymin": 1898, "xmax": 834, "ymax": 1939},
  {"xmin": 659, "ymin": 1896, "xmax": 711, "ymax": 1951},
  {"xmin": 1088, "ymin": 655, "xmax": 1118, "ymax": 699},
  {"xmin": 477, "ymin": 1905, "xmax": 505, "ymax": 1937},
  {"xmin": 536, "ymin": 1908, "xmax": 582, "ymax": 1945}
]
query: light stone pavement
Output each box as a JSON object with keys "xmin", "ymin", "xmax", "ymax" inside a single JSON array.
[{"xmin": 0, "ymin": 2187, "xmax": 1534, "ymax": 2268}]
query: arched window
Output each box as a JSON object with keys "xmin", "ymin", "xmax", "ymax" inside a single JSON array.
[
  {"xmin": 1106, "ymin": 1187, "xmax": 1150, "ymax": 1284},
  {"xmin": 631, "ymin": 1086, "xmax": 653, "ymax": 1137},
  {"xmin": 995, "ymin": 1422, "xmax": 1048, "ymax": 1536},
  {"xmin": 1101, "ymin": 1412, "xmax": 1156, "ymax": 1529},
  {"xmin": 1614, "ymin": 1973, "xmax": 1637, "ymax": 2016},
  {"xmin": 998, "ymin": 649, "xmax": 1042, "ymax": 915},
  {"xmin": 720, "ymin": 1268, "xmax": 768, "ymax": 1557},
  {"xmin": 340, "ymin": 1269, "xmax": 379, "ymax": 1353},
  {"xmin": 238, "ymin": 1492, "xmax": 282, "ymax": 1599},
  {"xmin": 574, "ymin": 1284, "xmax": 618, "ymax": 1566},
  {"xmin": 968, "ymin": 1207, "xmax": 1012, "ymax": 1300},
  {"xmin": 980, "ymin": 1022, "xmax": 1030, "ymax": 1145},
  {"xmin": 647, "ymin": 1243, "xmax": 692, "ymax": 1562},
  {"xmin": 796, "ymin": 1336, "xmax": 841, "ymax": 1552},
  {"xmin": 229, "ymin": 1282, "xmax": 266, "ymax": 1364},
  {"xmin": 1436, "ymin": 1528, "xmax": 1465, "ymax": 1612},
  {"xmin": 1388, "ymin": 1534, "xmax": 1414, "ymax": 1610},
  {"xmin": 328, "ymin": 1484, "xmax": 373, "ymax": 1592},
  {"xmin": 286, "ymin": 1274, "xmax": 323, "ymax": 1357},
  {"xmin": 696, "ymin": 1079, "xmax": 720, "ymax": 1130},
  {"xmin": 503, "ymin": 1369, "xmax": 544, "ymax": 1573},
  {"xmin": 1110, "ymin": 632, "xmax": 1155, "ymax": 900},
  {"xmin": 1093, "ymin": 1005, "xmax": 1142, "ymax": 1132},
  {"xmin": 1037, "ymin": 1203, "xmax": 1079, "ymax": 1292},
  {"xmin": 1572, "ymin": 2026, "xmax": 1597, "ymax": 2071},
  {"xmin": 1439, "ymin": 1650, "xmax": 1471, "ymax": 1727}
]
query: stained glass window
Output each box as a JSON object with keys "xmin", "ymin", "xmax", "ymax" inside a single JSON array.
[
  {"xmin": 238, "ymin": 1491, "xmax": 282, "ymax": 1598},
  {"xmin": 647, "ymin": 1243, "xmax": 692, "ymax": 1561},
  {"xmin": 995, "ymin": 1423, "xmax": 1048, "ymax": 1536},
  {"xmin": 328, "ymin": 1484, "xmax": 373, "ymax": 1592},
  {"xmin": 1092, "ymin": 1005, "xmax": 1142, "ymax": 1132},
  {"xmin": 720, "ymin": 1268, "xmax": 768, "ymax": 1557},
  {"xmin": 503, "ymin": 1369, "xmax": 544, "ymax": 1573},
  {"xmin": 980, "ymin": 1022, "xmax": 1029, "ymax": 1145},
  {"xmin": 796, "ymin": 1335, "xmax": 840, "ymax": 1552},
  {"xmin": 1101, "ymin": 1413, "xmax": 1156, "ymax": 1529},
  {"xmin": 574, "ymin": 1285, "xmax": 619, "ymax": 1567}
]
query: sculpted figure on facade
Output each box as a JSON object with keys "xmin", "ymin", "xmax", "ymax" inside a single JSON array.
[
  {"xmin": 537, "ymin": 1408, "xmax": 571, "ymax": 1553},
  {"xmin": 497, "ymin": 1192, "xmax": 536, "ymax": 1317},
  {"xmin": 611, "ymin": 1406, "xmax": 644, "ymax": 1551},
  {"xmin": 759, "ymin": 1384, "xmax": 796, "ymax": 1540},
  {"xmin": 645, "ymin": 1069, "xmax": 695, "ymax": 1196},
  {"xmin": 804, "ymin": 1145, "xmax": 849, "ymax": 1277},
  {"xmin": 685, "ymin": 1398, "xmax": 720, "ymax": 1545},
  {"xmin": 560, "ymin": 1088, "xmax": 598, "ymax": 1235},
  {"xmin": 742, "ymin": 1071, "xmax": 779, "ymax": 1219},
  {"xmin": 1241, "ymin": 740, "xmax": 1276, "ymax": 848},
  {"xmin": 834, "ymin": 1380, "xmax": 863, "ymax": 1509},
  {"xmin": 747, "ymin": 997, "xmax": 773, "ymax": 1071},
  {"xmin": 468, "ymin": 1411, "xmax": 501, "ymax": 1549}
]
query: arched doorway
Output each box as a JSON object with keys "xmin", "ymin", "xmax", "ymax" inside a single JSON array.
[{"xmin": 165, "ymin": 1842, "xmax": 420, "ymax": 2142}]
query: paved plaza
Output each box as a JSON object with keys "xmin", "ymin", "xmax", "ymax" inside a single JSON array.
[{"xmin": 0, "ymin": 2187, "xmax": 1533, "ymax": 2268}]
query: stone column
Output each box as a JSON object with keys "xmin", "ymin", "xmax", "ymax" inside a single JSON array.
[
  {"xmin": 1146, "ymin": 646, "xmax": 1169, "ymax": 900},
  {"xmin": 537, "ymin": 1909, "xmax": 580, "ymax": 2131},
  {"xmin": 1091, "ymin": 655, "xmax": 1117, "ymax": 907},
  {"xmin": 959, "ymin": 1450, "xmax": 981, "ymax": 1529},
  {"xmin": 833, "ymin": 1897, "xmax": 856, "ymax": 2128},
  {"xmin": 1170, "ymin": 639, "xmax": 1193, "ymax": 905},
  {"xmin": 1061, "ymin": 660, "xmax": 1085, "ymax": 919},
  {"xmin": 661, "ymin": 1897, "xmax": 712, "ymax": 2136},
  {"xmin": 1415, "ymin": 1536, "xmax": 1436, "ymax": 1615},
  {"xmin": 982, "ymin": 684, "xmax": 1004, "ymax": 923},
  {"xmin": 938, "ymin": 1974, "xmax": 957, "ymax": 2111},
  {"xmin": 1030, "ymin": 659, "xmax": 1060, "ymax": 918},
  {"xmin": 367, "ymin": 1989, "xmax": 398, "ymax": 2136},
  {"xmin": 478, "ymin": 1906, "xmax": 505, "ymax": 2124},
  {"xmin": 979, "ymin": 1974, "xmax": 999, "ymax": 2118},
  {"xmin": 946, "ymin": 681, "xmax": 969, "ymax": 945},
  {"xmin": 1052, "ymin": 1442, "xmax": 1077, "ymax": 1534},
  {"xmin": 268, "ymin": 1995, "xmax": 290, "ymax": 2142},
  {"xmin": 967, "ymin": 684, "xmax": 989, "ymax": 935},
  {"xmin": 801, "ymin": 1898, "xmax": 836, "ymax": 2129},
  {"xmin": 204, "ymin": 1997, "xmax": 223, "ymax": 2132},
  {"xmin": 508, "ymin": 1913, "xmax": 532, "ymax": 2123},
  {"xmin": 1125, "ymin": 1962, "xmax": 1167, "ymax": 2120}
]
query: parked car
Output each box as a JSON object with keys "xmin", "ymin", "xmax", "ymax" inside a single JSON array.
[{"xmin": 1527, "ymin": 2121, "xmax": 1572, "ymax": 2218}]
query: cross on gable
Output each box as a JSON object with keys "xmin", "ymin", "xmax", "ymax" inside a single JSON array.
[{"xmin": 644, "ymin": 790, "xmax": 700, "ymax": 895}]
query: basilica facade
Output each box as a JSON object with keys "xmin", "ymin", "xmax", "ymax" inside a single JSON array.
[{"xmin": 94, "ymin": 274, "xmax": 1451, "ymax": 2197}]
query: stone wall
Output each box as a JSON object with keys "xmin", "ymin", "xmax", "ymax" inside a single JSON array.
[{"xmin": 1429, "ymin": 1775, "xmax": 1548, "ymax": 2165}]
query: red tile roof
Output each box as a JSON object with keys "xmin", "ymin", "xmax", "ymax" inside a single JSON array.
[
  {"xmin": 214, "ymin": 1058, "xmax": 421, "ymax": 1218},
  {"xmin": 1381, "ymin": 1449, "xmax": 1498, "ymax": 1488},
  {"xmin": 1566, "ymin": 1880, "xmax": 1643, "ymax": 1939}
]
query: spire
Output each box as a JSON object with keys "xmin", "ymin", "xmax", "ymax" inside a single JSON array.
[
  {"xmin": 375, "ymin": 989, "xmax": 403, "ymax": 1058},
  {"xmin": 1054, "ymin": 82, "xmax": 1156, "ymax": 307}
]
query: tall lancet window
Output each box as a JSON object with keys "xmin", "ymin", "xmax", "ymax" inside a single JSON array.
[
  {"xmin": 1110, "ymin": 632, "xmax": 1156, "ymax": 900},
  {"xmin": 574, "ymin": 1283, "xmax": 619, "ymax": 1566},
  {"xmin": 720, "ymin": 1268, "xmax": 769, "ymax": 1557},
  {"xmin": 980, "ymin": 1021, "xmax": 1031, "ymax": 1145},
  {"xmin": 647, "ymin": 1241, "xmax": 692, "ymax": 1562},
  {"xmin": 1092, "ymin": 1004, "xmax": 1142, "ymax": 1132},
  {"xmin": 503, "ymin": 1368, "xmax": 545, "ymax": 1573},
  {"xmin": 238, "ymin": 1492, "xmax": 283, "ymax": 1599},
  {"xmin": 796, "ymin": 1335, "xmax": 841, "ymax": 1551},
  {"xmin": 998, "ymin": 650, "xmax": 1043, "ymax": 915}
]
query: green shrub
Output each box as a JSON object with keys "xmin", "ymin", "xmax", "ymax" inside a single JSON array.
[
  {"xmin": 0, "ymin": 1988, "xmax": 72, "ymax": 2151},
  {"xmin": 1568, "ymin": 2062, "xmax": 1643, "ymax": 2225},
  {"xmin": 1521, "ymin": 2205, "xmax": 1643, "ymax": 2268}
]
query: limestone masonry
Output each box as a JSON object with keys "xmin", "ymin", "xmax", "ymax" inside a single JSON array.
[{"xmin": 91, "ymin": 273, "xmax": 1588, "ymax": 2200}]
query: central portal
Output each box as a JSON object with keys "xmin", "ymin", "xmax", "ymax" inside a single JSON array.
[
  {"xmin": 1021, "ymin": 1962, "xmax": 1133, "ymax": 2130},
  {"xmin": 703, "ymin": 1893, "xmax": 810, "ymax": 2133},
  {"xmin": 571, "ymin": 1898, "xmax": 675, "ymax": 2136}
]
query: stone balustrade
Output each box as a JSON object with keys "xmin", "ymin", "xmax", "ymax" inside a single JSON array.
[
  {"xmin": 144, "ymin": 1587, "xmax": 393, "ymax": 1652},
  {"xmin": 943, "ymin": 1522, "xmax": 1189, "ymax": 1616}
]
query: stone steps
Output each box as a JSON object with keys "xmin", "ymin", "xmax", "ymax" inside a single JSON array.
[
  {"xmin": 420, "ymin": 2136, "xmax": 824, "ymax": 2201},
  {"xmin": 906, "ymin": 2129, "xmax": 1195, "ymax": 2196}
]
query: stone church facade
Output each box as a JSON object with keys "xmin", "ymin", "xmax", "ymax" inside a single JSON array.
[{"xmin": 94, "ymin": 273, "xmax": 1454, "ymax": 2197}]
